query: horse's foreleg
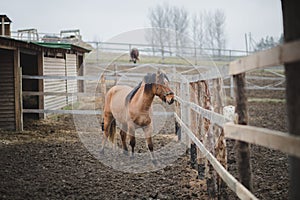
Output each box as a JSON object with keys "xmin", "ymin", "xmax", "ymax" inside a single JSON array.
[{"xmin": 143, "ymin": 125, "xmax": 156, "ymax": 164}]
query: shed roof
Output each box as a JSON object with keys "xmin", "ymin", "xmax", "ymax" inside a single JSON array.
[
  {"xmin": 0, "ymin": 36, "xmax": 91, "ymax": 54},
  {"xmin": 0, "ymin": 15, "xmax": 12, "ymax": 23},
  {"xmin": 32, "ymin": 42, "xmax": 73, "ymax": 50},
  {"xmin": 33, "ymin": 42, "xmax": 90, "ymax": 53}
]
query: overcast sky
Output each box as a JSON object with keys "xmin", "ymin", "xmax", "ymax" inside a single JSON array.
[{"xmin": 3, "ymin": 0, "xmax": 283, "ymax": 50}]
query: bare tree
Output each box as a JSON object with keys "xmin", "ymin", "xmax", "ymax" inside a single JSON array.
[
  {"xmin": 204, "ymin": 11, "xmax": 215, "ymax": 50},
  {"xmin": 192, "ymin": 12, "xmax": 205, "ymax": 63},
  {"xmin": 203, "ymin": 10, "xmax": 226, "ymax": 56},
  {"xmin": 144, "ymin": 28, "xmax": 156, "ymax": 56},
  {"xmin": 147, "ymin": 4, "xmax": 169, "ymax": 59},
  {"xmin": 172, "ymin": 6, "xmax": 189, "ymax": 54},
  {"xmin": 214, "ymin": 9, "xmax": 226, "ymax": 56},
  {"xmin": 164, "ymin": 4, "xmax": 174, "ymax": 56},
  {"xmin": 147, "ymin": 4, "xmax": 189, "ymax": 58},
  {"xmin": 147, "ymin": 5, "xmax": 226, "ymax": 59}
]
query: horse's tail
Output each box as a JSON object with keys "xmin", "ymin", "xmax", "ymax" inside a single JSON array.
[
  {"xmin": 101, "ymin": 120, "xmax": 104, "ymax": 131},
  {"xmin": 108, "ymin": 118, "xmax": 116, "ymax": 143}
]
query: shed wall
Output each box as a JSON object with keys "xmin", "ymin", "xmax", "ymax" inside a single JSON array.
[
  {"xmin": 66, "ymin": 54, "xmax": 77, "ymax": 103},
  {"xmin": 43, "ymin": 56, "xmax": 67, "ymax": 111},
  {"xmin": 0, "ymin": 48, "xmax": 15, "ymax": 130},
  {"xmin": 43, "ymin": 54, "xmax": 79, "ymax": 113}
]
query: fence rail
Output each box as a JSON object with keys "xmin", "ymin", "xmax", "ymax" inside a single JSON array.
[
  {"xmin": 173, "ymin": 39, "xmax": 300, "ymax": 199},
  {"xmin": 228, "ymin": 39, "xmax": 300, "ymax": 75},
  {"xmin": 174, "ymin": 114, "xmax": 258, "ymax": 200},
  {"xmin": 224, "ymin": 123, "xmax": 300, "ymax": 158}
]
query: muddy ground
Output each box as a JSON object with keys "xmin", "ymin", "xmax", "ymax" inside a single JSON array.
[{"xmin": 0, "ymin": 91, "xmax": 289, "ymax": 199}]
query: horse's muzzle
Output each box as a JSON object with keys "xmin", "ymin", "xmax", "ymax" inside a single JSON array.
[
  {"xmin": 167, "ymin": 98, "xmax": 174, "ymax": 105},
  {"xmin": 165, "ymin": 91, "xmax": 175, "ymax": 105}
]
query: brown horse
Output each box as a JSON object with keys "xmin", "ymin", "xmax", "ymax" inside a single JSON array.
[
  {"xmin": 130, "ymin": 48, "xmax": 139, "ymax": 63},
  {"xmin": 100, "ymin": 70, "xmax": 174, "ymax": 163}
]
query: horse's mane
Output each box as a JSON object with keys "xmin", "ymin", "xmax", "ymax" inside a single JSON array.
[
  {"xmin": 125, "ymin": 81, "xmax": 142, "ymax": 105},
  {"xmin": 125, "ymin": 73, "xmax": 156, "ymax": 105}
]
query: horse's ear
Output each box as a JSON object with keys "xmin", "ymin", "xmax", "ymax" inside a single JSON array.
[
  {"xmin": 157, "ymin": 69, "xmax": 162, "ymax": 75},
  {"xmin": 157, "ymin": 69, "xmax": 164, "ymax": 80},
  {"xmin": 157, "ymin": 69, "xmax": 167, "ymax": 79},
  {"xmin": 144, "ymin": 73, "xmax": 156, "ymax": 84}
]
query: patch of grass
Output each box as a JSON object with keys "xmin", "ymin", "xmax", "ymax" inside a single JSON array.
[
  {"xmin": 86, "ymin": 51, "xmax": 230, "ymax": 66},
  {"xmin": 248, "ymin": 98, "xmax": 285, "ymax": 103},
  {"xmin": 63, "ymin": 102, "xmax": 81, "ymax": 110}
]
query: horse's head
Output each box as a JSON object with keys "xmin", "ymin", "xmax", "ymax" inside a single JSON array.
[{"xmin": 144, "ymin": 70, "xmax": 174, "ymax": 105}]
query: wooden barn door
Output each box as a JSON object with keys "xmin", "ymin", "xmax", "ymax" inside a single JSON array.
[{"xmin": 0, "ymin": 48, "xmax": 16, "ymax": 130}]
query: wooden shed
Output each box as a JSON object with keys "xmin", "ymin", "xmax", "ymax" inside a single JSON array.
[{"xmin": 0, "ymin": 36, "xmax": 90, "ymax": 131}]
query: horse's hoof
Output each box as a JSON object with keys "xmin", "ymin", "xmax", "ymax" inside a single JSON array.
[
  {"xmin": 123, "ymin": 150, "xmax": 129, "ymax": 156},
  {"xmin": 130, "ymin": 155, "xmax": 135, "ymax": 160},
  {"xmin": 100, "ymin": 149, "xmax": 104, "ymax": 155},
  {"xmin": 151, "ymin": 159, "xmax": 158, "ymax": 166}
]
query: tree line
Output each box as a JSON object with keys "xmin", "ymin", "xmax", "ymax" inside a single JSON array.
[
  {"xmin": 254, "ymin": 34, "xmax": 283, "ymax": 51},
  {"xmin": 146, "ymin": 3, "xmax": 226, "ymax": 58}
]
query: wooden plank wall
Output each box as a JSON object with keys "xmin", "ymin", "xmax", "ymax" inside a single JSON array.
[
  {"xmin": 66, "ymin": 54, "xmax": 77, "ymax": 103},
  {"xmin": 43, "ymin": 54, "xmax": 79, "ymax": 114},
  {"xmin": 0, "ymin": 49, "xmax": 16, "ymax": 130},
  {"xmin": 43, "ymin": 56, "xmax": 67, "ymax": 112}
]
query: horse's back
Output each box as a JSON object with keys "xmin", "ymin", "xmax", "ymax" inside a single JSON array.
[
  {"xmin": 105, "ymin": 85, "xmax": 132, "ymax": 122},
  {"xmin": 108, "ymin": 85, "xmax": 132, "ymax": 97}
]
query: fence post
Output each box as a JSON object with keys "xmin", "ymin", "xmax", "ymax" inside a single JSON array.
[
  {"xmin": 200, "ymin": 80, "xmax": 217, "ymax": 199},
  {"xmin": 281, "ymin": 1, "xmax": 300, "ymax": 199},
  {"xmin": 129, "ymin": 44, "xmax": 132, "ymax": 54},
  {"xmin": 196, "ymin": 81, "xmax": 205, "ymax": 179},
  {"xmin": 190, "ymin": 82, "xmax": 198, "ymax": 169},
  {"xmin": 114, "ymin": 64, "xmax": 118, "ymax": 85},
  {"xmin": 173, "ymin": 67, "xmax": 182, "ymax": 141},
  {"xmin": 16, "ymin": 65, "xmax": 23, "ymax": 131},
  {"xmin": 233, "ymin": 73, "xmax": 253, "ymax": 191},
  {"xmin": 230, "ymin": 76, "xmax": 234, "ymax": 98},
  {"xmin": 212, "ymin": 78, "xmax": 228, "ymax": 198},
  {"xmin": 180, "ymin": 79, "xmax": 190, "ymax": 149},
  {"xmin": 96, "ymin": 42, "xmax": 99, "ymax": 66}
]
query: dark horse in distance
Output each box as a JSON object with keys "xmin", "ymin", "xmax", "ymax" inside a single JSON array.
[{"xmin": 130, "ymin": 48, "xmax": 139, "ymax": 63}]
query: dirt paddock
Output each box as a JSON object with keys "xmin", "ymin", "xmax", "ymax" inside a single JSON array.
[{"xmin": 0, "ymin": 99, "xmax": 288, "ymax": 199}]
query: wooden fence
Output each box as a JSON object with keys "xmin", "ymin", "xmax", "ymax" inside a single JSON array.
[
  {"xmin": 21, "ymin": 39, "xmax": 300, "ymax": 199},
  {"xmin": 173, "ymin": 39, "xmax": 300, "ymax": 199}
]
